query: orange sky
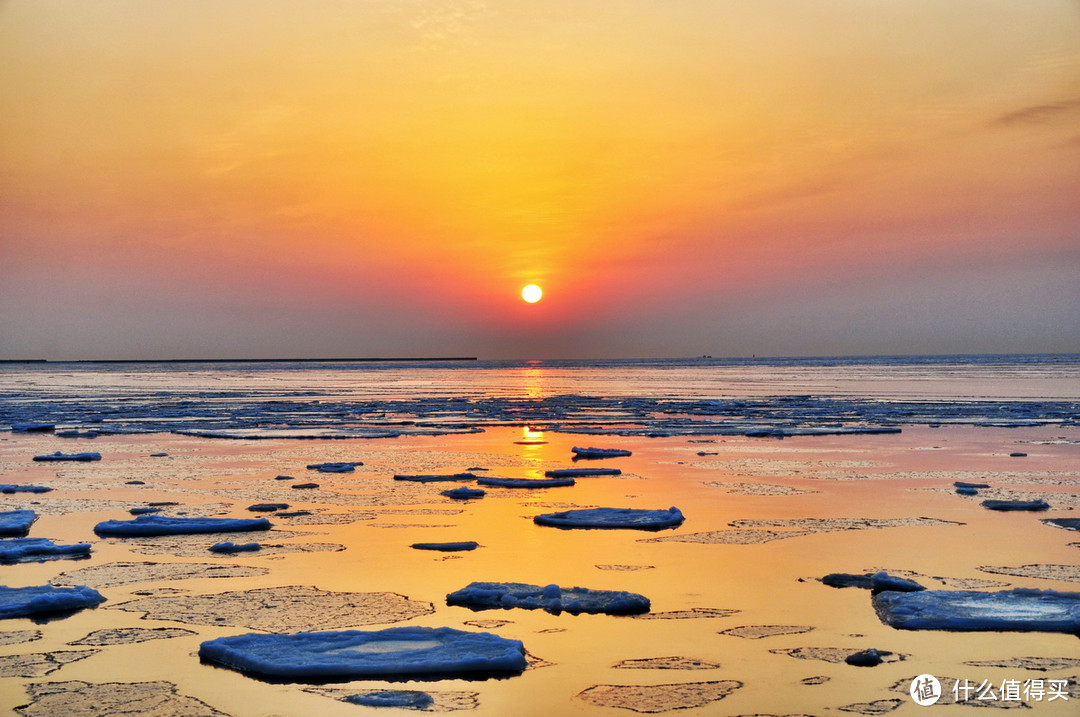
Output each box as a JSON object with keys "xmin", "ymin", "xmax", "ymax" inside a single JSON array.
[{"xmin": 1, "ymin": 1, "xmax": 1078, "ymax": 359}]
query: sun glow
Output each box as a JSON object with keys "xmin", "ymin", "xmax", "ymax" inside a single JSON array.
[{"xmin": 521, "ymin": 284, "xmax": 543, "ymax": 303}]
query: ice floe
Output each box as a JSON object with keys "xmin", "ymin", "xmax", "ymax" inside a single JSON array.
[
  {"xmin": 446, "ymin": 581, "xmax": 650, "ymax": 615},
  {"xmin": 572, "ymin": 446, "xmax": 632, "ymax": 459},
  {"xmin": 0, "ymin": 649, "xmax": 98, "ymax": 678},
  {"xmin": 844, "ymin": 648, "xmax": 897, "ymax": 667},
  {"xmin": 873, "ymin": 588, "xmax": 1080, "ymax": 632},
  {"xmin": 112, "ymin": 585, "xmax": 434, "ymax": 631},
  {"xmin": 544, "ymin": 467, "xmax": 621, "ymax": 478},
  {"xmin": 307, "ymin": 461, "xmax": 362, "ymax": 472},
  {"xmin": 577, "ymin": 680, "xmax": 742, "ymax": 712},
  {"xmin": 478, "ymin": 477, "xmax": 575, "ymax": 489},
  {"xmin": 0, "ymin": 538, "xmax": 91, "ymax": 564},
  {"xmin": 345, "ymin": 690, "xmax": 435, "ymax": 708},
  {"xmin": 246, "ymin": 503, "xmax": 288, "ymax": 512},
  {"xmin": 718, "ymin": 625, "xmax": 814, "ymax": 639},
  {"xmin": 14, "ymin": 680, "xmax": 228, "ymax": 717},
  {"xmin": 441, "ymin": 487, "xmax": 486, "ymax": 500},
  {"xmin": 394, "ymin": 473, "xmax": 477, "ymax": 483},
  {"xmin": 68, "ymin": 627, "xmax": 195, "ymax": 646},
  {"xmin": 0, "ymin": 485, "xmax": 52, "ymax": 494},
  {"xmin": 199, "ymin": 626, "xmax": 527, "ymax": 679},
  {"xmin": 32, "ymin": 452, "xmax": 101, "ymax": 462},
  {"xmin": 208, "ymin": 542, "xmax": 262, "ymax": 554},
  {"xmin": 0, "ymin": 585, "xmax": 106, "ymax": 619},
  {"xmin": 306, "ymin": 686, "xmax": 479, "ymax": 712},
  {"xmin": 1043, "ymin": 518, "xmax": 1080, "ymax": 532},
  {"xmin": 0, "ymin": 510, "xmax": 38, "ymax": 537},
  {"xmin": 613, "ymin": 656, "xmax": 721, "ymax": 670},
  {"xmin": 93, "ymin": 515, "xmax": 272, "ymax": 536},
  {"xmin": 771, "ymin": 646, "xmax": 906, "ymax": 665},
  {"xmin": 410, "ymin": 541, "xmax": 479, "ymax": 552},
  {"xmin": 981, "ymin": 499, "xmax": 1050, "ymax": 511},
  {"xmin": 51, "ymin": 561, "xmax": 268, "ymax": 588},
  {"xmin": 534, "ymin": 507, "xmax": 684, "ymax": 530}
]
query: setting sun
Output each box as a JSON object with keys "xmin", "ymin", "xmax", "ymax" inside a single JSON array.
[{"xmin": 521, "ymin": 284, "xmax": 543, "ymax": 303}]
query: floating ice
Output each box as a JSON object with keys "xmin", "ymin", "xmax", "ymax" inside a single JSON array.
[
  {"xmin": 873, "ymin": 588, "xmax": 1080, "ymax": 632},
  {"xmin": 441, "ymin": 487, "xmax": 485, "ymax": 500},
  {"xmin": 0, "ymin": 538, "xmax": 91, "ymax": 564},
  {"xmin": 32, "ymin": 451, "xmax": 101, "ymax": 462},
  {"xmin": 0, "ymin": 510, "xmax": 37, "ymax": 537},
  {"xmin": 477, "ymin": 477, "xmax": 575, "ymax": 489},
  {"xmin": 534, "ymin": 507, "xmax": 684, "ymax": 531},
  {"xmin": 844, "ymin": 648, "xmax": 895, "ymax": 667},
  {"xmin": 209, "ymin": 542, "xmax": 262, "ymax": 554},
  {"xmin": 544, "ymin": 468, "xmax": 621, "ymax": 478},
  {"xmin": 955, "ymin": 481, "xmax": 990, "ymax": 489},
  {"xmin": 955, "ymin": 486, "xmax": 978, "ymax": 496},
  {"xmin": 307, "ymin": 462, "xmax": 362, "ymax": 473},
  {"xmin": 291, "ymin": 482, "xmax": 320, "ymax": 489},
  {"xmin": 247, "ymin": 503, "xmax": 289, "ymax": 512},
  {"xmin": 12, "ymin": 423, "xmax": 54, "ymax": 432},
  {"xmin": 1043, "ymin": 518, "xmax": 1080, "ymax": 532},
  {"xmin": 93, "ymin": 515, "xmax": 272, "ymax": 537},
  {"xmin": 981, "ymin": 499, "xmax": 1050, "ymax": 511},
  {"xmin": 0, "ymin": 484, "xmax": 52, "ymax": 494},
  {"xmin": 446, "ymin": 581, "xmax": 650, "ymax": 615},
  {"xmin": 0, "ymin": 585, "xmax": 106, "ymax": 619},
  {"xmin": 572, "ymin": 446, "xmax": 632, "ymax": 459},
  {"xmin": 198, "ymin": 626, "xmax": 527, "ymax": 679},
  {"xmin": 394, "ymin": 473, "xmax": 477, "ymax": 483},
  {"xmin": 410, "ymin": 541, "xmax": 478, "ymax": 552},
  {"xmin": 346, "ymin": 691, "xmax": 435, "ymax": 709},
  {"xmin": 820, "ymin": 572, "xmax": 924, "ymax": 592},
  {"xmin": 128, "ymin": 507, "xmax": 161, "ymax": 515}
]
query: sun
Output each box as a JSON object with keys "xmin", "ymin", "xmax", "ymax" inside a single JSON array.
[{"xmin": 521, "ymin": 284, "xmax": 543, "ymax": 303}]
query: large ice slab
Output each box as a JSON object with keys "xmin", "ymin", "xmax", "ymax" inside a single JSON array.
[
  {"xmin": 441, "ymin": 486, "xmax": 486, "ymax": 500},
  {"xmin": 394, "ymin": 473, "xmax": 477, "ymax": 483},
  {"xmin": 0, "ymin": 484, "xmax": 52, "ymax": 494},
  {"xmin": 0, "ymin": 584, "xmax": 106, "ymax": 619},
  {"xmin": 0, "ymin": 510, "xmax": 37, "ymax": 537},
  {"xmin": 477, "ymin": 477, "xmax": 575, "ymax": 489},
  {"xmin": 198, "ymin": 626, "xmax": 527, "ymax": 679},
  {"xmin": 32, "ymin": 451, "xmax": 101, "ymax": 462},
  {"xmin": 534, "ymin": 507, "xmax": 684, "ymax": 531},
  {"xmin": 981, "ymin": 499, "xmax": 1050, "ymax": 511},
  {"xmin": 873, "ymin": 588, "xmax": 1080, "ymax": 632},
  {"xmin": 446, "ymin": 581, "xmax": 650, "ymax": 615},
  {"xmin": 0, "ymin": 537, "xmax": 92, "ymax": 564},
  {"xmin": 93, "ymin": 515, "xmax": 272, "ymax": 537}
]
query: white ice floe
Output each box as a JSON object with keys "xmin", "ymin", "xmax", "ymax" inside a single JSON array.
[
  {"xmin": 873, "ymin": 588, "xmax": 1080, "ymax": 632},
  {"xmin": 572, "ymin": 446, "xmax": 632, "ymax": 459},
  {"xmin": 446, "ymin": 581, "xmax": 650, "ymax": 615},
  {"xmin": 477, "ymin": 477, "xmax": 575, "ymax": 489},
  {"xmin": 0, "ymin": 584, "xmax": 106, "ymax": 619},
  {"xmin": 93, "ymin": 515, "xmax": 272, "ymax": 537},
  {"xmin": 394, "ymin": 473, "xmax": 477, "ymax": 483},
  {"xmin": 198, "ymin": 626, "xmax": 527, "ymax": 679},
  {"xmin": 0, "ymin": 538, "xmax": 91, "ymax": 563},
  {"xmin": 0, "ymin": 510, "xmax": 37, "ymax": 537},
  {"xmin": 32, "ymin": 452, "xmax": 101, "ymax": 462},
  {"xmin": 534, "ymin": 507, "xmax": 684, "ymax": 530}
]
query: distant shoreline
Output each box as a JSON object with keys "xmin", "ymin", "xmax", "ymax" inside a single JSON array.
[{"xmin": 0, "ymin": 357, "xmax": 478, "ymax": 365}]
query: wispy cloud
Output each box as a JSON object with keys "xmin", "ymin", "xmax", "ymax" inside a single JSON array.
[{"xmin": 991, "ymin": 97, "xmax": 1080, "ymax": 126}]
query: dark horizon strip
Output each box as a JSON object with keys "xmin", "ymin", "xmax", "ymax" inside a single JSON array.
[{"xmin": 0, "ymin": 357, "xmax": 478, "ymax": 365}]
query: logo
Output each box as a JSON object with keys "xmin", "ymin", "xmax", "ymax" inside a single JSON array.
[{"xmin": 911, "ymin": 674, "xmax": 942, "ymax": 706}]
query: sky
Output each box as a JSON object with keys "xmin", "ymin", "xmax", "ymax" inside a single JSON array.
[{"xmin": 2, "ymin": 1, "xmax": 1079, "ymax": 360}]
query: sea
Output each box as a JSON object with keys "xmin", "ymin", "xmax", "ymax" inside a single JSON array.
[{"xmin": 2, "ymin": 354, "xmax": 1078, "ymax": 438}]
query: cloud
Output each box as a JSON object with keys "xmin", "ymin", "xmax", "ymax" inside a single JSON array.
[{"xmin": 991, "ymin": 97, "xmax": 1080, "ymax": 126}]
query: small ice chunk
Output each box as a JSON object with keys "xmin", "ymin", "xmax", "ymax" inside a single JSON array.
[
  {"xmin": 32, "ymin": 451, "xmax": 101, "ymax": 462},
  {"xmin": 0, "ymin": 484, "xmax": 52, "ymax": 494},
  {"xmin": 93, "ymin": 515, "xmax": 271, "ymax": 537},
  {"xmin": 307, "ymin": 462, "xmax": 362, "ymax": 473},
  {"xmin": 955, "ymin": 481, "xmax": 990, "ymax": 489},
  {"xmin": 572, "ymin": 446, "xmax": 632, "ymax": 459},
  {"xmin": 291, "ymin": 482, "xmax": 320, "ymax": 490},
  {"xmin": 129, "ymin": 507, "xmax": 161, "ymax": 515},
  {"xmin": 346, "ymin": 691, "xmax": 435, "ymax": 709},
  {"xmin": 821, "ymin": 573, "xmax": 874, "ymax": 589},
  {"xmin": 446, "ymin": 581, "xmax": 650, "ymax": 615},
  {"xmin": 441, "ymin": 487, "xmax": 485, "ymax": 500},
  {"xmin": 534, "ymin": 507, "xmax": 684, "ymax": 531},
  {"xmin": 12, "ymin": 423, "xmax": 54, "ymax": 432},
  {"xmin": 955, "ymin": 487, "xmax": 978, "ymax": 496},
  {"xmin": 0, "ymin": 510, "xmax": 37, "ymax": 537},
  {"xmin": 873, "ymin": 588, "xmax": 1080, "ymax": 632},
  {"xmin": 870, "ymin": 572, "xmax": 925, "ymax": 593},
  {"xmin": 0, "ymin": 538, "xmax": 92, "ymax": 564},
  {"xmin": 477, "ymin": 477, "xmax": 575, "ymax": 489},
  {"xmin": 0, "ymin": 584, "xmax": 106, "ymax": 619},
  {"xmin": 844, "ymin": 648, "xmax": 892, "ymax": 667},
  {"xmin": 209, "ymin": 542, "xmax": 262, "ymax": 554},
  {"xmin": 198, "ymin": 626, "xmax": 527, "ymax": 679},
  {"xmin": 1009, "ymin": 452, "xmax": 1027, "ymax": 457},
  {"xmin": 394, "ymin": 473, "xmax": 477, "ymax": 483},
  {"xmin": 544, "ymin": 468, "xmax": 621, "ymax": 478},
  {"xmin": 981, "ymin": 499, "xmax": 1050, "ymax": 512},
  {"xmin": 410, "ymin": 541, "xmax": 479, "ymax": 552},
  {"xmin": 247, "ymin": 503, "xmax": 289, "ymax": 512}
]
